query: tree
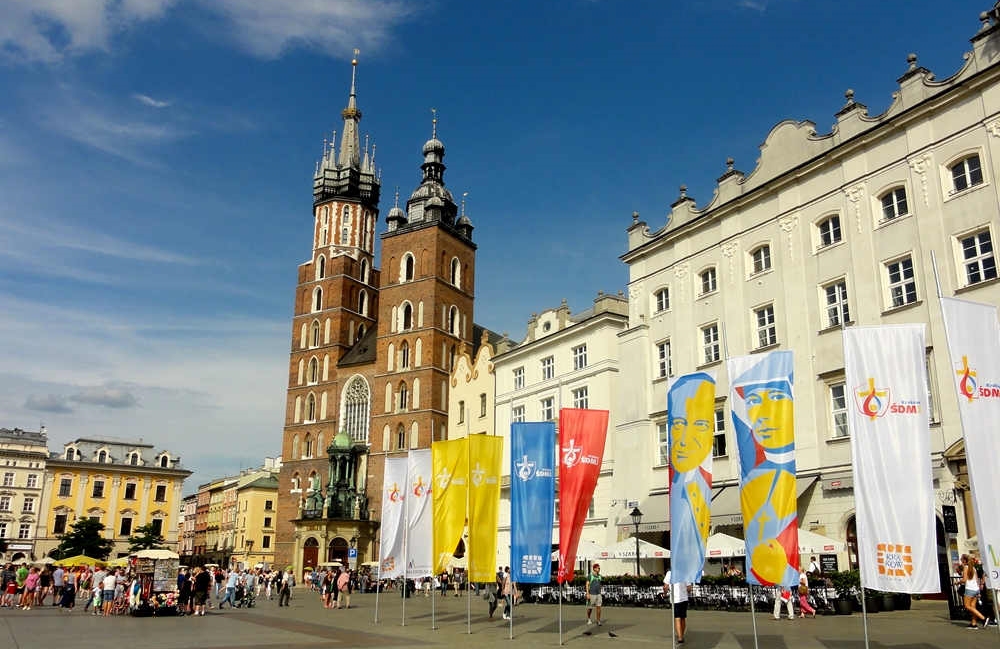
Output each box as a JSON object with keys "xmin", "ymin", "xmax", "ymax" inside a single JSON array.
[
  {"xmin": 127, "ymin": 523, "xmax": 166, "ymax": 553},
  {"xmin": 53, "ymin": 518, "xmax": 113, "ymax": 560}
]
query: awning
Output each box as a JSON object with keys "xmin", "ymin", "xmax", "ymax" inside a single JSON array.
[
  {"xmin": 821, "ymin": 471, "xmax": 853, "ymax": 491},
  {"xmin": 615, "ymin": 488, "xmax": 724, "ymax": 534},
  {"xmin": 710, "ymin": 476, "xmax": 818, "ymax": 526}
]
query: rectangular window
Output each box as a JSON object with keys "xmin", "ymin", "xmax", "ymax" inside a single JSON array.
[
  {"xmin": 18, "ymin": 523, "xmax": 30, "ymax": 540},
  {"xmin": 151, "ymin": 519, "xmax": 163, "ymax": 536},
  {"xmin": 701, "ymin": 268, "xmax": 717, "ymax": 294},
  {"xmin": 880, "ymin": 187, "xmax": 909, "ymax": 221},
  {"xmin": 262, "ymin": 535, "xmax": 271, "ymax": 549},
  {"xmin": 831, "ymin": 383, "xmax": 849, "ymax": 438},
  {"xmin": 22, "ymin": 497, "xmax": 34, "ymax": 513},
  {"xmin": 961, "ymin": 230, "xmax": 997, "ymax": 285},
  {"xmin": 572, "ymin": 345, "xmax": 588, "ymax": 371},
  {"xmin": 0, "ymin": 522, "xmax": 5, "ymax": 538},
  {"xmin": 713, "ymin": 408, "xmax": 727, "ymax": 458},
  {"xmin": 92, "ymin": 480, "xmax": 105, "ymax": 499},
  {"xmin": 26, "ymin": 474, "xmax": 38, "ymax": 489},
  {"xmin": 513, "ymin": 367, "xmax": 525, "ymax": 390},
  {"xmin": 655, "ymin": 287, "xmax": 670, "ymax": 312},
  {"xmin": 512, "ymin": 405, "xmax": 525, "ymax": 423},
  {"xmin": 818, "ymin": 215, "xmax": 842, "ymax": 247},
  {"xmin": 824, "ymin": 281, "xmax": 850, "ymax": 328},
  {"xmin": 886, "ymin": 257, "xmax": 917, "ymax": 307},
  {"xmin": 755, "ymin": 305, "xmax": 777, "ymax": 348},
  {"xmin": 541, "ymin": 397, "xmax": 555, "ymax": 421},
  {"xmin": 264, "ymin": 517, "xmax": 272, "ymax": 528},
  {"xmin": 479, "ymin": 393, "xmax": 487, "ymax": 417},
  {"xmin": 120, "ymin": 517, "xmax": 133, "ymax": 536},
  {"xmin": 702, "ymin": 323, "xmax": 720, "ymax": 364},
  {"xmin": 751, "ymin": 245, "xmax": 772, "ymax": 274},
  {"xmin": 572, "ymin": 386, "xmax": 589, "ymax": 409},
  {"xmin": 124, "ymin": 483, "xmax": 137, "ymax": 500},
  {"xmin": 154, "ymin": 485, "xmax": 167, "ymax": 502},
  {"xmin": 88, "ymin": 516, "xmax": 100, "ymax": 523},
  {"xmin": 53, "ymin": 514, "xmax": 67, "ymax": 535},
  {"xmin": 265, "ymin": 500, "xmax": 274, "ymax": 511},
  {"xmin": 457, "ymin": 400, "xmax": 465, "ymax": 423},
  {"xmin": 1, "ymin": 472, "xmax": 12, "ymax": 487},
  {"xmin": 0, "ymin": 496, "xmax": 10, "ymax": 512},
  {"xmin": 656, "ymin": 422, "xmax": 669, "ymax": 467},
  {"xmin": 951, "ymin": 154, "xmax": 983, "ymax": 193},
  {"xmin": 58, "ymin": 478, "xmax": 72, "ymax": 497},
  {"xmin": 541, "ymin": 356, "xmax": 554, "ymax": 380},
  {"xmin": 656, "ymin": 340, "xmax": 672, "ymax": 378}
]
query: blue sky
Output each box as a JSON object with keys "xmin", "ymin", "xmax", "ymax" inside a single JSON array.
[{"xmin": 0, "ymin": 0, "xmax": 986, "ymax": 487}]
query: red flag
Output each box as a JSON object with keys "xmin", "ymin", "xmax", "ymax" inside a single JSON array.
[{"xmin": 557, "ymin": 408, "xmax": 609, "ymax": 583}]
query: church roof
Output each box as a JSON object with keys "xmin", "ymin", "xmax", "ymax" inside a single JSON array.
[{"xmin": 337, "ymin": 325, "xmax": 378, "ymax": 367}]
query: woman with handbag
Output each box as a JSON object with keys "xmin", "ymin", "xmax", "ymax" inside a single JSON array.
[
  {"xmin": 961, "ymin": 555, "xmax": 987, "ymax": 629},
  {"xmin": 798, "ymin": 570, "xmax": 816, "ymax": 618}
]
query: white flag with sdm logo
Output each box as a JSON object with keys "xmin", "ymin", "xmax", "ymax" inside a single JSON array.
[{"xmin": 844, "ymin": 324, "xmax": 938, "ymax": 593}]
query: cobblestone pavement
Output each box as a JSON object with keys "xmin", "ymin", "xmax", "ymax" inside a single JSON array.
[{"xmin": 1, "ymin": 589, "xmax": 997, "ymax": 649}]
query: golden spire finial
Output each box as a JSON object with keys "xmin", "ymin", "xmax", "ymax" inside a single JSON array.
[
  {"xmin": 352, "ymin": 48, "xmax": 359, "ymax": 65},
  {"xmin": 431, "ymin": 107, "xmax": 437, "ymax": 139}
]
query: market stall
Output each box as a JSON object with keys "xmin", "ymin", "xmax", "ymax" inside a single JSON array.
[{"xmin": 130, "ymin": 549, "xmax": 180, "ymax": 616}]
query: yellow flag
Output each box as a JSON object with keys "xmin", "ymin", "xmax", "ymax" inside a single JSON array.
[
  {"xmin": 468, "ymin": 435, "xmax": 503, "ymax": 583},
  {"xmin": 432, "ymin": 438, "xmax": 468, "ymax": 574}
]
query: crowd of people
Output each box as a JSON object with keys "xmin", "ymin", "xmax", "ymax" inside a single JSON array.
[{"xmin": 0, "ymin": 563, "xmax": 125, "ymax": 613}]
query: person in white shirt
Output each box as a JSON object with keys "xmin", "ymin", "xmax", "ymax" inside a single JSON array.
[
  {"xmin": 663, "ymin": 571, "xmax": 689, "ymax": 644},
  {"xmin": 101, "ymin": 570, "xmax": 118, "ymax": 617},
  {"xmin": 807, "ymin": 557, "xmax": 820, "ymax": 575}
]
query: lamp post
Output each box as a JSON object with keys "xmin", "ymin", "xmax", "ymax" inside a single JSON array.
[
  {"xmin": 349, "ymin": 535, "xmax": 357, "ymax": 570},
  {"xmin": 245, "ymin": 539, "xmax": 254, "ymax": 571},
  {"xmin": 629, "ymin": 507, "xmax": 643, "ymax": 576}
]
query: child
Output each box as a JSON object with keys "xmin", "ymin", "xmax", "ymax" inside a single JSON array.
[{"xmin": 86, "ymin": 581, "xmax": 102, "ymax": 615}]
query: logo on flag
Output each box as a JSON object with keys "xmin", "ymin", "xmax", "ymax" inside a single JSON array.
[
  {"xmin": 471, "ymin": 462, "xmax": 485, "ymax": 486},
  {"xmin": 520, "ymin": 554, "xmax": 543, "ymax": 576},
  {"xmin": 515, "ymin": 455, "xmax": 536, "ymax": 481},
  {"xmin": 562, "ymin": 439, "xmax": 599, "ymax": 468},
  {"xmin": 382, "ymin": 557, "xmax": 395, "ymax": 572},
  {"xmin": 412, "ymin": 475, "xmax": 428, "ymax": 497},
  {"xmin": 436, "ymin": 468, "xmax": 451, "ymax": 489},
  {"xmin": 388, "ymin": 482, "xmax": 403, "ymax": 502},
  {"xmin": 854, "ymin": 377, "xmax": 920, "ymax": 419},
  {"xmin": 956, "ymin": 355, "xmax": 1000, "ymax": 401},
  {"xmin": 876, "ymin": 543, "xmax": 913, "ymax": 577}
]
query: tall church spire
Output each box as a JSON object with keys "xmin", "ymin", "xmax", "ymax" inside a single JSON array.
[{"xmin": 338, "ymin": 49, "xmax": 363, "ymax": 169}]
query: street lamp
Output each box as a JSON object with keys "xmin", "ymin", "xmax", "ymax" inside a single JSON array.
[{"xmin": 629, "ymin": 507, "xmax": 643, "ymax": 576}]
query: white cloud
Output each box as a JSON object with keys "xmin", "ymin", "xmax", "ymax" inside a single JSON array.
[
  {"xmin": 24, "ymin": 394, "xmax": 74, "ymax": 413},
  {"xmin": 132, "ymin": 93, "xmax": 171, "ymax": 109},
  {"xmin": 69, "ymin": 385, "xmax": 139, "ymax": 408},
  {"xmin": 0, "ymin": 0, "xmax": 418, "ymax": 63}
]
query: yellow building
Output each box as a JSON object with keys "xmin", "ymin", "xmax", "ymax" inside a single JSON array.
[
  {"xmin": 36, "ymin": 438, "xmax": 191, "ymax": 558},
  {"xmin": 204, "ymin": 477, "xmax": 234, "ymax": 562},
  {"xmin": 233, "ymin": 475, "xmax": 279, "ymax": 570}
]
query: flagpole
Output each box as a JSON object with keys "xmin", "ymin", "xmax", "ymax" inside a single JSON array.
[
  {"xmin": 374, "ymin": 563, "xmax": 381, "ymax": 624},
  {"xmin": 431, "ymin": 575, "xmax": 437, "ymax": 630},
  {"xmin": 558, "ymin": 581, "xmax": 563, "ymax": 646},
  {"xmin": 748, "ymin": 586, "xmax": 759, "ymax": 649},
  {"xmin": 467, "ymin": 435, "xmax": 472, "ymax": 635}
]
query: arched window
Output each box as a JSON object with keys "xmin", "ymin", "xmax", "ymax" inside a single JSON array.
[
  {"xmin": 450, "ymin": 344, "xmax": 457, "ymax": 371},
  {"xmin": 400, "ymin": 341, "xmax": 410, "ymax": 368},
  {"xmin": 402, "ymin": 303, "xmax": 413, "ymax": 330},
  {"xmin": 313, "ymin": 287, "xmax": 323, "ymax": 312},
  {"xmin": 159, "ymin": 456, "xmax": 168, "ymax": 468},
  {"xmin": 398, "ymin": 382, "xmax": 408, "ymax": 411},
  {"xmin": 341, "ymin": 227, "xmax": 349, "ymax": 245},
  {"xmin": 65, "ymin": 447, "xmax": 75, "ymax": 460},
  {"xmin": 292, "ymin": 435, "xmax": 300, "ymax": 459},
  {"xmin": 397, "ymin": 424, "xmax": 406, "ymax": 450},
  {"xmin": 402, "ymin": 254, "xmax": 415, "ymax": 282},
  {"xmin": 129, "ymin": 452, "xmax": 139, "ymax": 466},
  {"xmin": 309, "ymin": 357, "xmax": 319, "ymax": 384},
  {"xmin": 359, "ymin": 290, "xmax": 368, "ymax": 316},
  {"xmin": 320, "ymin": 226, "xmax": 328, "ymax": 245},
  {"xmin": 451, "ymin": 257, "xmax": 461, "ymax": 287},
  {"xmin": 304, "ymin": 434, "xmax": 313, "ymax": 458},
  {"xmin": 311, "ymin": 321, "xmax": 321, "ymax": 347},
  {"xmin": 306, "ymin": 394, "xmax": 317, "ymax": 422},
  {"xmin": 449, "ymin": 306, "xmax": 460, "ymax": 335},
  {"xmin": 98, "ymin": 450, "xmax": 107, "ymax": 463},
  {"xmin": 342, "ymin": 205, "xmax": 351, "ymax": 223},
  {"xmin": 364, "ymin": 213, "xmax": 373, "ymax": 251},
  {"xmin": 316, "ymin": 255, "xmax": 326, "ymax": 280},
  {"xmin": 699, "ymin": 267, "xmax": 717, "ymax": 295},
  {"xmin": 360, "ymin": 259, "xmax": 369, "ymax": 284},
  {"xmin": 357, "ymin": 323, "xmax": 366, "ymax": 339},
  {"xmin": 291, "ymin": 472, "xmax": 301, "ymax": 491},
  {"xmin": 340, "ymin": 375, "xmax": 371, "ymax": 444}
]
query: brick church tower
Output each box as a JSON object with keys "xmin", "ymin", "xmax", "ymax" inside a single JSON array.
[{"xmin": 275, "ymin": 58, "xmax": 477, "ymax": 576}]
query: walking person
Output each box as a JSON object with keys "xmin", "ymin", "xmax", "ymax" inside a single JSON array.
[
  {"xmin": 193, "ymin": 566, "xmax": 212, "ymax": 616},
  {"xmin": 52, "ymin": 565, "xmax": 65, "ymax": 606},
  {"xmin": 338, "ymin": 568, "xmax": 352, "ymax": 609},
  {"xmin": 798, "ymin": 569, "xmax": 816, "ymax": 618},
  {"xmin": 961, "ymin": 554, "xmax": 987, "ymax": 629},
  {"xmin": 664, "ymin": 571, "xmax": 690, "ymax": 645},
  {"xmin": 101, "ymin": 569, "xmax": 117, "ymax": 616},
  {"xmin": 278, "ymin": 571, "xmax": 292, "ymax": 607},
  {"xmin": 21, "ymin": 567, "xmax": 40, "ymax": 610},
  {"xmin": 585, "ymin": 563, "xmax": 603, "ymax": 626},
  {"xmin": 219, "ymin": 569, "xmax": 239, "ymax": 609},
  {"xmin": 322, "ymin": 570, "xmax": 335, "ymax": 608},
  {"xmin": 37, "ymin": 567, "xmax": 51, "ymax": 606},
  {"xmin": 58, "ymin": 566, "xmax": 76, "ymax": 611},
  {"xmin": 773, "ymin": 585, "xmax": 794, "ymax": 620},
  {"xmin": 1, "ymin": 563, "xmax": 17, "ymax": 608},
  {"xmin": 501, "ymin": 566, "xmax": 513, "ymax": 620}
]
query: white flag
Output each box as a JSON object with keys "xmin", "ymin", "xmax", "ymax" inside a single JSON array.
[
  {"xmin": 940, "ymin": 297, "xmax": 1000, "ymax": 588},
  {"xmin": 844, "ymin": 325, "xmax": 938, "ymax": 593},
  {"xmin": 406, "ymin": 449, "xmax": 434, "ymax": 578},
  {"xmin": 378, "ymin": 457, "xmax": 407, "ymax": 579}
]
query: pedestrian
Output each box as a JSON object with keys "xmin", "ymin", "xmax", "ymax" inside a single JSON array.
[
  {"xmin": 322, "ymin": 570, "xmax": 335, "ymax": 608},
  {"xmin": 487, "ymin": 577, "xmax": 499, "ymax": 619},
  {"xmin": 219, "ymin": 569, "xmax": 239, "ymax": 609},
  {"xmin": 101, "ymin": 569, "xmax": 117, "ymax": 616},
  {"xmin": 88, "ymin": 579, "xmax": 103, "ymax": 615},
  {"xmin": 960, "ymin": 554, "xmax": 987, "ymax": 629},
  {"xmin": 501, "ymin": 566, "xmax": 513, "ymax": 620},
  {"xmin": 214, "ymin": 567, "xmax": 224, "ymax": 600},
  {"xmin": 1, "ymin": 563, "xmax": 16, "ymax": 608},
  {"xmin": 773, "ymin": 585, "xmax": 794, "ymax": 620},
  {"xmin": 14, "ymin": 563, "xmax": 28, "ymax": 609},
  {"xmin": 37, "ymin": 567, "xmax": 51, "ymax": 606},
  {"xmin": 278, "ymin": 571, "xmax": 292, "ymax": 607},
  {"xmin": 178, "ymin": 571, "xmax": 192, "ymax": 615},
  {"xmin": 58, "ymin": 566, "xmax": 76, "ymax": 611},
  {"xmin": 52, "ymin": 564, "xmax": 65, "ymax": 607},
  {"xmin": 440, "ymin": 571, "xmax": 448, "ymax": 595},
  {"xmin": 798, "ymin": 569, "xmax": 816, "ymax": 618},
  {"xmin": 585, "ymin": 563, "xmax": 603, "ymax": 626},
  {"xmin": 338, "ymin": 568, "xmax": 352, "ymax": 609},
  {"xmin": 807, "ymin": 556, "xmax": 820, "ymax": 575},
  {"xmin": 664, "ymin": 571, "xmax": 690, "ymax": 644}
]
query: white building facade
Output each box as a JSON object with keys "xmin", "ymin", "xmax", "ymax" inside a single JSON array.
[{"xmin": 618, "ymin": 11, "xmax": 1000, "ymax": 580}]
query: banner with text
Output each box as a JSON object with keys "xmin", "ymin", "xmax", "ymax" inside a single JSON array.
[
  {"xmin": 728, "ymin": 350, "xmax": 799, "ymax": 587},
  {"xmin": 941, "ymin": 297, "xmax": 1000, "ymax": 588},
  {"xmin": 557, "ymin": 408, "xmax": 609, "ymax": 583},
  {"xmin": 406, "ymin": 449, "xmax": 434, "ymax": 578},
  {"xmin": 432, "ymin": 439, "xmax": 469, "ymax": 574},
  {"xmin": 468, "ymin": 435, "xmax": 503, "ymax": 583},
  {"xmin": 668, "ymin": 371, "xmax": 716, "ymax": 584},
  {"xmin": 378, "ymin": 457, "xmax": 408, "ymax": 579},
  {"xmin": 511, "ymin": 422, "xmax": 556, "ymax": 583},
  {"xmin": 845, "ymin": 325, "xmax": 938, "ymax": 593}
]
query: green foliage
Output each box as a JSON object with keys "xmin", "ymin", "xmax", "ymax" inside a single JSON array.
[
  {"xmin": 127, "ymin": 523, "xmax": 166, "ymax": 553},
  {"xmin": 828, "ymin": 569, "xmax": 860, "ymax": 598},
  {"xmin": 53, "ymin": 518, "xmax": 113, "ymax": 560}
]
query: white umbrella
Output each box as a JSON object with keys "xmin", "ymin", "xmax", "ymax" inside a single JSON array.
[
  {"xmin": 601, "ymin": 537, "xmax": 670, "ymax": 560},
  {"xmin": 34, "ymin": 557, "xmax": 56, "ymax": 565},
  {"xmin": 797, "ymin": 529, "xmax": 846, "ymax": 554},
  {"xmin": 706, "ymin": 533, "xmax": 745, "ymax": 558},
  {"xmin": 551, "ymin": 539, "xmax": 607, "ymax": 561},
  {"xmin": 133, "ymin": 548, "xmax": 180, "ymax": 560}
]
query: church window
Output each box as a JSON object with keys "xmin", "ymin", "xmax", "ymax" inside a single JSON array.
[
  {"xmin": 449, "ymin": 306, "xmax": 460, "ymax": 335},
  {"xmin": 313, "ymin": 287, "xmax": 323, "ymax": 312},
  {"xmin": 357, "ymin": 323, "xmax": 366, "ymax": 338},
  {"xmin": 304, "ymin": 434, "xmax": 313, "ymax": 458},
  {"xmin": 359, "ymin": 290, "xmax": 368, "ymax": 316},
  {"xmin": 402, "ymin": 303, "xmax": 413, "ymax": 330},
  {"xmin": 397, "ymin": 425, "xmax": 406, "ymax": 450},
  {"xmin": 311, "ymin": 321, "xmax": 321, "ymax": 347},
  {"xmin": 402, "ymin": 253, "xmax": 415, "ymax": 282},
  {"xmin": 306, "ymin": 394, "xmax": 317, "ymax": 422},
  {"xmin": 398, "ymin": 382, "xmax": 408, "ymax": 411},
  {"xmin": 400, "ymin": 341, "xmax": 410, "ymax": 369},
  {"xmin": 450, "ymin": 257, "xmax": 461, "ymax": 288},
  {"xmin": 360, "ymin": 259, "xmax": 370, "ymax": 284},
  {"xmin": 316, "ymin": 256, "xmax": 325, "ymax": 280},
  {"xmin": 309, "ymin": 357, "xmax": 319, "ymax": 384},
  {"xmin": 341, "ymin": 227, "xmax": 349, "ymax": 245},
  {"xmin": 341, "ymin": 376, "xmax": 371, "ymax": 444}
]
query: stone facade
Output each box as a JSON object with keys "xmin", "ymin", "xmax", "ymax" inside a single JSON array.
[{"xmin": 0, "ymin": 427, "xmax": 48, "ymax": 562}]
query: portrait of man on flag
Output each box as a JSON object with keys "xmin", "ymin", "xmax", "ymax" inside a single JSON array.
[
  {"xmin": 729, "ymin": 350, "xmax": 799, "ymax": 587},
  {"xmin": 668, "ymin": 371, "xmax": 716, "ymax": 584}
]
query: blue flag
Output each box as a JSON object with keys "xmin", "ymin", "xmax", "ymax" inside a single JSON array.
[{"xmin": 511, "ymin": 422, "xmax": 556, "ymax": 583}]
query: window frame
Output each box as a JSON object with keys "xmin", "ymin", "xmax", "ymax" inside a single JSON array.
[
  {"xmin": 511, "ymin": 405, "xmax": 525, "ymax": 423},
  {"xmin": 512, "ymin": 367, "xmax": 525, "ymax": 390},
  {"xmin": 572, "ymin": 386, "xmax": 589, "ymax": 409},
  {"xmin": 540, "ymin": 356, "xmax": 555, "ymax": 381},
  {"xmin": 712, "ymin": 407, "xmax": 727, "ymax": 458},
  {"xmin": 699, "ymin": 267, "xmax": 718, "ymax": 295},
  {"xmin": 878, "ymin": 186, "xmax": 909, "ymax": 223},
  {"xmin": 956, "ymin": 227, "xmax": 998, "ymax": 287},
  {"xmin": 884, "ymin": 255, "xmax": 918, "ymax": 309},
  {"xmin": 816, "ymin": 214, "xmax": 843, "ymax": 249},
  {"xmin": 572, "ymin": 344, "xmax": 588, "ymax": 371},
  {"xmin": 754, "ymin": 303, "xmax": 777, "ymax": 348},
  {"xmin": 540, "ymin": 396, "xmax": 555, "ymax": 421},
  {"xmin": 58, "ymin": 478, "xmax": 72, "ymax": 497},
  {"xmin": 701, "ymin": 322, "xmax": 721, "ymax": 365},
  {"xmin": 822, "ymin": 279, "xmax": 851, "ymax": 329},
  {"xmin": 749, "ymin": 244, "xmax": 773, "ymax": 275},
  {"xmin": 653, "ymin": 287, "xmax": 670, "ymax": 313},
  {"xmin": 656, "ymin": 339, "xmax": 672, "ymax": 379},
  {"xmin": 949, "ymin": 153, "xmax": 985, "ymax": 195},
  {"xmin": 830, "ymin": 382, "xmax": 849, "ymax": 438},
  {"xmin": 655, "ymin": 422, "xmax": 669, "ymax": 467}
]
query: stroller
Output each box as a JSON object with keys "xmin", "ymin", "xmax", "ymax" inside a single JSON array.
[{"xmin": 235, "ymin": 581, "xmax": 255, "ymax": 608}]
